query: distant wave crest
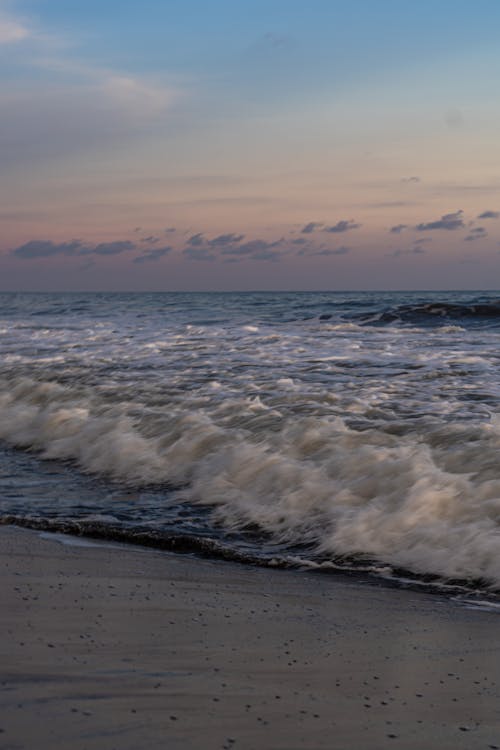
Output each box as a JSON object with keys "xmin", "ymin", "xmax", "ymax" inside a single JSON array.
[{"xmin": 351, "ymin": 300, "xmax": 500, "ymax": 326}]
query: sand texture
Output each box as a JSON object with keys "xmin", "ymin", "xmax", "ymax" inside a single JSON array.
[{"xmin": 1, "ymin": 525, "xmax": 500, "ymax": 750}]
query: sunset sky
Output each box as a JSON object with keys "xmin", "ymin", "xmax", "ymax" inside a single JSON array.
[{"xmin": 2, "ymin": 0, "xmax": 500, "ymax": 290}]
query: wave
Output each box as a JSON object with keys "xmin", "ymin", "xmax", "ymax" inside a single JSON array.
[
  {"xmin": 3, "ymin": 377, "xmax": 500, "ymax": 588},
  {"xmin": 0, "ymin": 515, "xmax": 274, "ymax": 566},
  {"xmin": 351, "ymin": 299, "xmax": 500, "ymax": 326}
]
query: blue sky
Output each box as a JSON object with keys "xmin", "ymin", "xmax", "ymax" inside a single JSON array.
[{"xmin": 2, "ymin": 0, "xmax": 500, "ymax": 290}]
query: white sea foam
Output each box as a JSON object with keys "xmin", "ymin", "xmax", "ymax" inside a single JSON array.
[
  {"xmin": 437, "ymin": 325, "xmax": 465, "ymax": 333},
  {"xmin": 2, "ymin": 291, "xmax": 500, "ymax": 585},
  {"xmin": 2, "ymin": 375, "xmax": 500, "ymax": 585}
]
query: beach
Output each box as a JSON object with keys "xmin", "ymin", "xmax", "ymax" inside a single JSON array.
[
  {"xmin": 1, "ymin": 526, "xmax": 500, "ymax": 750},
  {"xmin": 4, "ymin": 0, "xmax": 500, "ymax": 740}
]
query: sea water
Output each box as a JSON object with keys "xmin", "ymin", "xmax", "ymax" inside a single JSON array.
[{"xmin": 2, "ymin": 290, "xmax": 500, "ymax": 593}]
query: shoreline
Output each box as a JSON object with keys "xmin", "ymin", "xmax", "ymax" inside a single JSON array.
[{"xmin": 2, "ymin": 526, "xmax": 500, "ymax": 749}]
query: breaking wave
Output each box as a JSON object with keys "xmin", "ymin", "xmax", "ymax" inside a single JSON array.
[{"xmin": 3, "ymin": 376, "xmax": 500, "ymax": 589}]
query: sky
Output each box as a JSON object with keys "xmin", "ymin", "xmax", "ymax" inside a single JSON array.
[{"xmin": 2, "ymin": 0, "xmax": 500, "ymax": 291}]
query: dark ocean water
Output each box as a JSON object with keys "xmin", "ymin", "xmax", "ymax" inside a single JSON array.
[{"xmin": 2, "ymin": 290, "xmax": 500, "ymax": 596}]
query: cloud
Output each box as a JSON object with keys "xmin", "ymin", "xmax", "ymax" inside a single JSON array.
[
  {"xmin": 401, "ymin": 176, "xmax": 420, "ymax": 183},
  {"xmin": 100, "ymin": 75, "xmax": 171, "ymax": 119},
  {"xmin": 86, "ymin": 241, "xmax": 136, "ymax": 256},
  {"xmin": 165, "ymin": 227, "xmax": 177, "ymax": 234},
  {"xmin": 390, "ymin": 224, "xmax": 407, "ymax": 234},
  {"xmin": 12, "ymin": 238, "xmax": 137, "ymax": 259},
  {"xmin": 208, "ymin": 233, "xmax": 245, "ymax": 247},
  {"xmin": 0, "ymin": 16, "xmax": 30, "ymax": 44},
  {"xmin": 478, "ymin": 210, "xmax": 500, "ymax": 219},
  {"xmin": 0, "ymin": 79, "xmax": 176, "ymax": 169},
  {"xmin": 415, "ymin": 210, "xmax": 465, "ymax": 231},
  {"xmin": 12, "ymin": 239, "xmax": 83, "ymax": 259},
  {"xmin": 301, "ymin": 222, "xmax": 323, "ymax": 234},
  {"xmin": 324, "ymin": 220, "xmax": 361, "ymax": 233},
  {"xmin": 133, "ymin": 246, "xmax": 172, "ymax": 263},
  {"xmin": 187, "ymin": 233, "xmax": 205, "ymax": 247},
  {"xmin": 0, "ymin": 11, "xmax": 177, "ymax": 169},
  {"xmin": 180, "ymin": 232, "xmax": 284, "ymax": 262},
  {"xmin": 464, "ymin": 227, "xmax": 488, "ymax": 242}
]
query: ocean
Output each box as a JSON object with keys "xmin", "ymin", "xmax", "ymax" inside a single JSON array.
[{"xmin": 2, "ymin": 290, "xmax": 500, "ymax": 596}]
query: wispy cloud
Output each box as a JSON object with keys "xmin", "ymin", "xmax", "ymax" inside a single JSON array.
[
  {"xmin": 464, "ymin": 227, "xmax": 487, "ymax": 242},
  {"xmin": 0, "ymin": 15, "xmax": 30, "ymax": 44},
  {"xmin": 0, "ymin": 10, "xmax": 178, "ymax": 168},
  {"xmin": 98, "ymin": 74, "xmax": 172, "ymax": 120},
  {"xmin": 1, "ymin": 76, "xmax": 176, "ymax": 168},
  {"xmin": 390, "ymin": 224, "xmax": 407, "ymax": 234}
]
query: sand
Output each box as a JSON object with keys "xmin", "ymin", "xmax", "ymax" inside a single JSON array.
[{"xmin": 1, "ymin": 526, "xmax": 500, "ymax": 750}]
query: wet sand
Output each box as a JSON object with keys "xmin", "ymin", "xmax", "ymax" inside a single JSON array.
[{"xmin": 1, "ymin": 525, "xmax": 500, "ymax": 750}]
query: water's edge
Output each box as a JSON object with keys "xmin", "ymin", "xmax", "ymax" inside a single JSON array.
[{"xmin": 3, "ymin": 513, "xmax": 499, "ymax": 610}]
